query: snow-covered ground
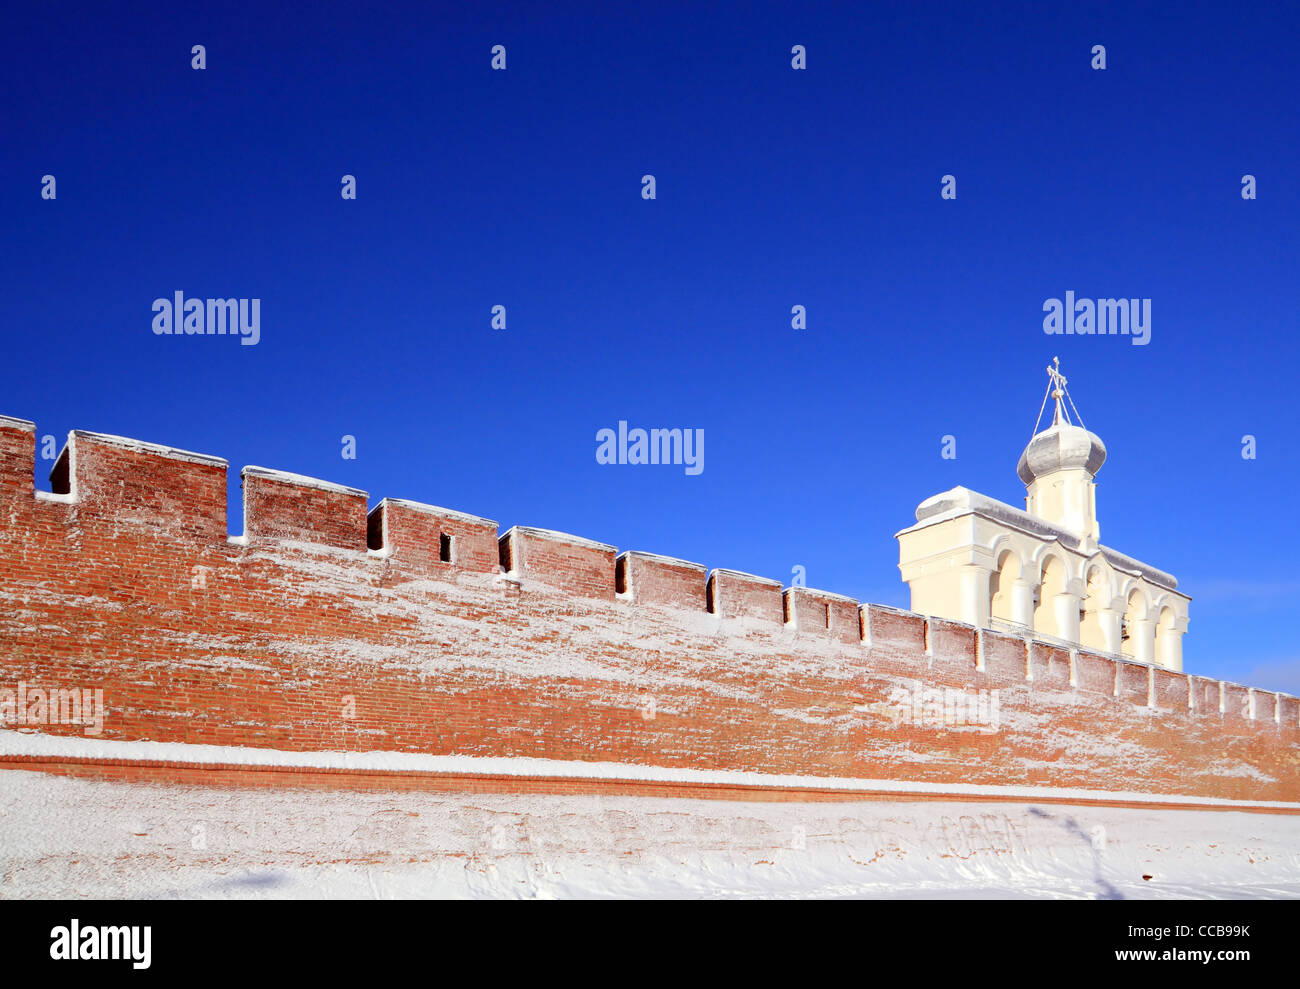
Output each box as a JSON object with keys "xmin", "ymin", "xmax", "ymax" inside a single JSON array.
[{"xmin": 1, "ymin": 769, "xmax": 1297, "ymax": 898}]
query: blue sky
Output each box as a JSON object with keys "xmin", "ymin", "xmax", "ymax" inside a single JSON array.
[{"xmin": 2, "ymin": 2, "xmax": 1297, "ymax": 692}]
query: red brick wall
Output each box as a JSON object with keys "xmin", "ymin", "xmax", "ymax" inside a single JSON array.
[{"xmin": 1, "ymin": 417, "xmax": 1298, "ymax": 804}]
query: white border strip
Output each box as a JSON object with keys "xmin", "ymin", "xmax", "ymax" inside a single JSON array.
[{"xmin": 2, "ymin": 731, "xmax": 1296, "ymax": 811}]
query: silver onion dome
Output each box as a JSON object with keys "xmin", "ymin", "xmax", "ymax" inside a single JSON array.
[{"xmin": 1017, "ymin": 421, "xmax": 1107, "ymax": 484}]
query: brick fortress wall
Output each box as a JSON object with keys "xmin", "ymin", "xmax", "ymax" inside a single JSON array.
[{"xmin": 1, "ymin": 414, "xmax": 1297, "ymax": 806}]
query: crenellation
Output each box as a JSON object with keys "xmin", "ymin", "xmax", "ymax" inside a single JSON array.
[
  {"xmin": 71, "ymin": 429, "xmax": 227, "ymax": 469},
  {"xmin": 706, "ymin": 569, "xmax": 783, "ymax": 624},
  {"xmin": 499, "ymin": 526, "xmax": 617, "ymax": 600},
  {"xmin": 976, "ymin": 628, "xmax": 1028, "ymax": 685},
  {"xmin": 1116, "ymin": 659, "xmax": 1152, "ymax": 707},
  {"xmin": 783, "ymin": 586, "xmax": 860, "ymax": 644},
  {"xmin": 1222, "ymin": 684, "xmax": 1251, "ymax": 724},
  {"xmin": 862, "ymin": 604, "xmax": 926, "ymax": 655},
  {"xmin": 924, "ymin": 617, "xmax": 979, "ymax": 683},
  {"xmin": 1280, "ymin": 695, "xmax": 1300, "ymax": 733},
  {"xmin": 1028, "ymin": 641, "xmax": 1073, "ymax": 690},
  {"xmin": 0, "ymin": 416, "xmax": 36, "ymax": 496},
  {"xmin": 616, "ymin": 551, "xmax": 707, "ymax": 611},
  {"xmin": 241, "ymin": 465, "xmax": 368, "ymax": 551},
  {"xmin": 63, "ymin": 431, "xmax": 228, "ymax": 541},
  {"xmin": 1190, "ymin": 676, "xmax": 1223, "ymax": 717},
  {"xmin": 370, "ymin": 498, "xmax": 499, "ymax": 573},
  {"xmin": 1152, "ymin": 668, "xmax": 1192, "ymax": 712},
  {"xmin": 1073, "ymin": 650, "xmax": 1118, "ymax": 697},
  {"xmin": 1253, "ymin": 689, "xmax": 1279, "ymax": 725}
]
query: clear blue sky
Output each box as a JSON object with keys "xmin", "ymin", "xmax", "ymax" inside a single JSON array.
[{"xmin": 2, "ymin": 2, "xmax": 1297, "ymax": 692}]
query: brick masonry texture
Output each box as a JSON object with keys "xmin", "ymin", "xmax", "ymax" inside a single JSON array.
[{"xmin": 1, "ymin": 417, "xmax": 1298, "ymax": 804}]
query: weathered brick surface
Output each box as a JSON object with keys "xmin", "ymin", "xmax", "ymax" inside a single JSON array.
[
  {"xmin": 1252, "ymin": 690, "xmax": 1278, "ymax": 726},
  {"xmin": 1074, "ymin": 651, "xmax": 1116, "ymax": 697},
  {"xmin": 1117, "ymin": 661, "xmax": 1151, "ymax": 707},
  {"xmin": 979, "ymin": 629, "xmax": 1028, "ymax": 685},
  {"xmin": 783, "ymin": 587, "xmax": 860, "ymax": 645},
  {"xmin": 1280, "ymin": 696, "xmax": 1300, "ymax": 729},
  {"xmin": 921, "ymin": 619, "xmax": 976, "ymax": 689},
  {"xmin": 864, "ymin": 605, "xmax": 925, "ymax": 654},
  {"xmin": 0, "ymin": 418, "xmax": 36, "ymax": 496},
  {"xmin": 708, "ymin": 569, "xmax": 783, "ymax": 625},
  {"xmin": 243, "ymin": 467, "xmax": 367, "ymax": 550},
  {"xmin": 1028, "ymin": 642, "xmax": 1071, "ymax": 689},
  {"xmin": 1, "ymin": 417, "xmax": 1297, "ymax": 804},
  {"xmin": 1191, "ymin": 676, "xmax": 1222, "ymax": 717},
  {"xmin": 1152, "ymin": 669, "xmax": 1190, "ymax": 713},
  {"xmin": 1223, "ymin": 685, "xmax": 1251, "ymax": 725},
  {"xmin": 502, "ymin": 527, "xmax": 615, "ymax": 600}
]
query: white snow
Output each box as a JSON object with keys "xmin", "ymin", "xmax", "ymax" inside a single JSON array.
[{"xmin": 1, "ymin": 768, "xmax": 1297, "ymax": 899}]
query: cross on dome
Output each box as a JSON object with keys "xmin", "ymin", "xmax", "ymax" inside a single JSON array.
[{"xmin": 1033, "ymin": 356, "xmax": 1087, "ymax": 435}]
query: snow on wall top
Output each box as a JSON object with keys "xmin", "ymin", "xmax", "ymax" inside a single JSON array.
[
  {"xmin": 241, "ymin": 465, "xmax": 367, "ymax": 497},
  {"xmin": 72, "ymin": 429, "xmax": 228, "ymax": 468},
  {"xmin": 0, "ymin": 414, "xmax": 36, "ymax": 432},
  {"xmin": 788, "ymin": 585, "xmax": 860, "ymax": 604},
  {"xmin": 709, "ymin": 568, "xmax": 783, "ymax": 587},
  {"xmin": 617, "ymin": 550, "xmax": 707, "ymax": 571},
  {"xmin": 502, "ymin": 526, "xmax": 616, "ymax": 552},
  {"xmin": 374, "ymin": 498, "xmax": 496, "ymax": 528}
]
